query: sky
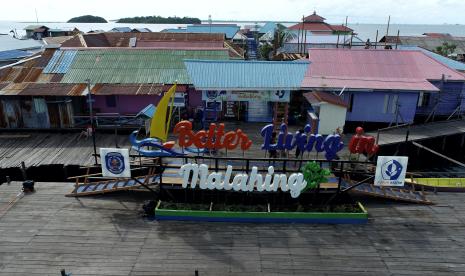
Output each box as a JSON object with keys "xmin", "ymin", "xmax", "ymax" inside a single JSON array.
[{"xmin": 1, "ymin": 0, "xmax": 465, "ymax": 24}]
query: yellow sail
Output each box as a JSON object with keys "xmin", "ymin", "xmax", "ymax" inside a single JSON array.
[{"xmin": 150, "ymin": 84, "xmax": 177, "ymax": 141}]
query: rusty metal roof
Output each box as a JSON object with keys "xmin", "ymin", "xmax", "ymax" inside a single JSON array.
[
  {"xmin": 61, "ymin": 32, "xmax": 226, "ymax": 48},
  {"xmin": 91, "ymin": 84, "xmax": 187, "ymax": 95},
  {"xmin": 0, "ymin": 82, "xmax": 86, "ymax": 96},
  {"xmin": 303, "ymin": 91, "xmax": 348, "ymax": 108},
  {"xmin": 19, "ymin": 83, "xmax": 86, "ymax": 96},
  {"xmin": 0, "ymin": 83, "xmax": 28, "ymax": 95}
]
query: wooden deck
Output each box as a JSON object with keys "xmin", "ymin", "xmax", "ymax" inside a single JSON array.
[
  {"xmin": 1, "ymin": 181, "xmax": 465, "ymax": 275},
  {"xmin": 0, "ymin": 132, "xmax": 132, "ymax": 168},
  {"xmin": 369, "ymin": 119, "xmax": 465, "ymax": 146}
]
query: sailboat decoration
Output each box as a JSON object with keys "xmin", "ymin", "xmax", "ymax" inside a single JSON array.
[{"xmin": 130, "ymin": 84, "xmax": 184, "ymax": 157}]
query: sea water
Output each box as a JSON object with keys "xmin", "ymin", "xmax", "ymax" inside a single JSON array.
[{"xmin": 2, "ymin": 20, "xmax": 465, "ymax": 41}]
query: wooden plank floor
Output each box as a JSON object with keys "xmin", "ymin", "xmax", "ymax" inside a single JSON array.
[
  {"xmin": 1, "ymin": 182, "xmax": 465, "ymax": 275},
  {"xmin": 0, "ymin": 132, "xmax": 132, "ymax": 168},
  {"xmin": 368, "ymin": 119, "xmax": 465, "ymax": 145}
]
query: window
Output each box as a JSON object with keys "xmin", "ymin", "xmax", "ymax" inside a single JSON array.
[
  {"xmin": 383, "ymin": 95, "xmax": 399, "ymax": 114},
  {"xmin": 383, "ymin": 95, "xmax": 389, "ymax": 113},
  {"xmin": 106, "ymin": 95, "xmax": 116, "ymax": 107},
  {"xmin": 417, "ymin": 92, "xmax": 430, "ymax": 107},
  {"xmin": 391, "ymin": 95, "xmax": 399, "ymax": 114},
  {"xmin": 347, "ymin": 93, "xmax": 354, "ymax": 112}
]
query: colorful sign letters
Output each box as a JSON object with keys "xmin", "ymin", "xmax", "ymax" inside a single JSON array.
[
  {"xmin": 348, "ymin": 127, "xmax": 379, "ymax": 155},
  {"xmin": 173, "ymin": 121, "xmax": 252, "ymax": 151},
  {"xmin": 261, "ymin": 123, "xmax": 344, "ymax": 160},
  {"xmin": 179, "ymin": 163, "xmax": 307, "ymax": 198}
]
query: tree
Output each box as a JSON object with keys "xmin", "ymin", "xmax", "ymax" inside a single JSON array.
[
  {"xmin": 117, "ymin": 16, "xmax": 201, "ymax": 24},
  {"xmin": 435, "ymin": 42, "xmax": 457, "ymax": 58},
  {"xmin": 68, "ymin": 15, "xmax": 107, "ymax": 23},
  {"xmin": 259, "ymin": 43, "xmax": 273, "ymax": 60}
]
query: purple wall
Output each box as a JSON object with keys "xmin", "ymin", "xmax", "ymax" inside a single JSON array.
[
  {"xmin": 416, "ymin": 81, "xmax": 465, "ymax": 116},
  {"xmin": 93, "ymin": 95, "xmax": 162, "ymax": 115},
  {"xmin": 344, "ymin": 91, "xmax": 418, "ymax": 123},
  {"xmin": 188, "ymin": 88, "xmax": 202, "ymax": 109}
]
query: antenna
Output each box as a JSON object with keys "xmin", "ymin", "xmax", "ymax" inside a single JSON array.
[
  {"xmin": 338, "ymin": 86, "xmax": 347, "ymax": 96},
  {"xmin": 35, "ymin": 8, "xmax": 39, "ymax": 23},
  {"xmin": 208, "ymin": 15, "xmax": 212, "ymax": 34}
]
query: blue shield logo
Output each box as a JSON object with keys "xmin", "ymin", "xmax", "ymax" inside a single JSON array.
[
  {"xmin": 105, "ymin": 152, "xmax": 125, "ymax": 175},
  {"xmin": 381, "ymin": 159, "xmax": 403, "ymax": 180}
]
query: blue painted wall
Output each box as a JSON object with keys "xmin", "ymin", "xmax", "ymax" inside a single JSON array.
[
  {"xmin": 344, "ymin": 91, "xmax": 419, "ymax": 123},
  {"xmin": 416, "ymin": 81, "xmax": 465, "ymax": 117}
]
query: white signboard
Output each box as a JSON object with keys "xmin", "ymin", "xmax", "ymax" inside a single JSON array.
[
  {"xmin": 374, "ymin": 156, "xmax": 408, "ymax": 187},
  {"xmin": 202, "ymin": 90, "xmax": 290, "ymax": 103},
  {"xmin": 178, "ymin": 163, "xmax": 307, "ymax": 198},
  {"xmin": 100, "ymin": 148, "xmax": 131, "ymax": 178},
  {"xmin": 173, "ymin": 92, "xmax": 185, "ymax": 107}
]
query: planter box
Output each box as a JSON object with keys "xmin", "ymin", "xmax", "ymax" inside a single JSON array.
[{"xmin": 155, "ymin": 202, "xmax": 368, "ymax": 224}]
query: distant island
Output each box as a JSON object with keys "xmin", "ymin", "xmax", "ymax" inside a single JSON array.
[
  {"xmin": 68, "ymin": 15, "xmax": 108, "ymax": 23},
  {"xmin": 117, "ymin": 16, "xmax": 201, "ymax": 24}
]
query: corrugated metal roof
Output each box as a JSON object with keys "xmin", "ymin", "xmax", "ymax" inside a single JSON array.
[
  {"xmin": 184, "ymin": 59, "xmax": 309, "ymax": 90},
  {"xmin": 18, "ymin": 83, "xmax": 86, "ymax": 96},
  {"xmin": 0, "ymin": 50, "xmax": 33, "ymax": 61},
  {"xmin": 61, "ymin": 49, "xmax": 230, "ymax": 84},
  {"xmin": 0, "ymin": 35, "xmax": 43, "ymax": 52},
  {"xmin": 43, "ymin": 50, "xmax": 77, "ymax": 73},
  {"xmin": 135, "ymin": 40, "xmax": 224, "ymax": 49},
  {"xmin": 304, "ymin": 91, "xmax": 348, "ymax": 108},
  {"xmin": 382, "ymin": 35, "xmax": 465, "ymax": 55},
  {"xmin": 91, "ymin": 84, "xmax": 187, "ymax": 95},
  {"xmin": 186, "ymin": 25, "xmax": 239, "ymax": 39},
  {"xmin": 302, "ymin": 49, "xmax": 465, "ymax": 91},
  {"xmin": 110, "ymin": 27, "xmax": 132, "ymax": 33},
  {"xmin": 397, "ymin": 45, "xmax": 465, "ymax": 71},
  {"xmin": 259, "ymin": 22, "xmax": 282, "ymax": 34},
  {"xmin": 0, "ymin": 83, "xmax": 28, "ymax": 95}
]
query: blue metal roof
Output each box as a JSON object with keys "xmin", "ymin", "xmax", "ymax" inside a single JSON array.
[
  {"xmin": 43, "ymin": 50, "xmax": 77, "ymax": 73},
  {"xmin": 0, "ymin": 50, "xmax": 32, "ymax": 61},
  {"xmin": 184, "ymin": 59, "xmax": 310, "ymax": 90},
  {"xmin": 259, "ymin": 22, "xmax": 282, "ymax": 34},
  {"xmin": 162, "ymin": 28, "xmax": 188, "ymax": 33},
  {"xmin": 136, "ymin": 104, "xmax": 156, "ymax": 119},
  {"xmin": 186, "ymin": 25, "xmax": 239, "ymax": 39},
  {"xmin": 398, "ymin": 45, "xmax": 465, "ymax": 71},
  {"xmin": 110, "ymin": 27, "xmax": 132, "ymax": 32}
]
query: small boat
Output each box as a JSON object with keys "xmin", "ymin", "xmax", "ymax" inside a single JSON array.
[{"xmin": 406, "ymin": 178, "xmax": 465, "ymax": 192}]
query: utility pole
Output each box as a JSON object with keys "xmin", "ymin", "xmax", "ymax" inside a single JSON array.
[
  {"xmin": 86, "ymin": 79, "xmax": 98, "ymax": 165},
  {"xmin": 385, "ymin": 15, "xmax": 391, "ymax": 48}
]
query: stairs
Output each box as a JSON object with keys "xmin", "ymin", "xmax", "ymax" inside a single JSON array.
[
  {"xmin": 341, "ymin": 180, "xmax": 433, "ymax": 204},
  {"xmin": 246, "ymin": 38, "xmax": 258, "ymax": 60},
  {"xmin": 66, "ymin": 174, "xmax": 160, "ymax": 197}
]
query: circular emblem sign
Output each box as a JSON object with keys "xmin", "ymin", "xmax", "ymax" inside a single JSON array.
[
  {"xmin": 381, "ymin": 159, "xmax": 403, "ymax": 180},
  {"xmin": 105, "ymin": 152, "xmax": 125, "ymax": 175},
  {"xmin": 206, "ymin": 90, "xmax": 218, "ymax": 100}
]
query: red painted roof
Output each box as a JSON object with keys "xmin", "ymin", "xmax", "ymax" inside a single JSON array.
[
  {"xmin": 304, "ymin": 12, "xmax": 326, "ymax": 23},
  {"xmin": 303, "ymin": 48, "xmax": 465, "ymax": 91},
  {"xmin": 289, "ymin": 22, "xmax": 333, "ymax": 32},
  {"xmin": 136, "ymin": 40, "xmax": 224, "ymax": 49},
  {"xmin": 303, "ymin": 91, "xmax": 348, "ymax": 108}
]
